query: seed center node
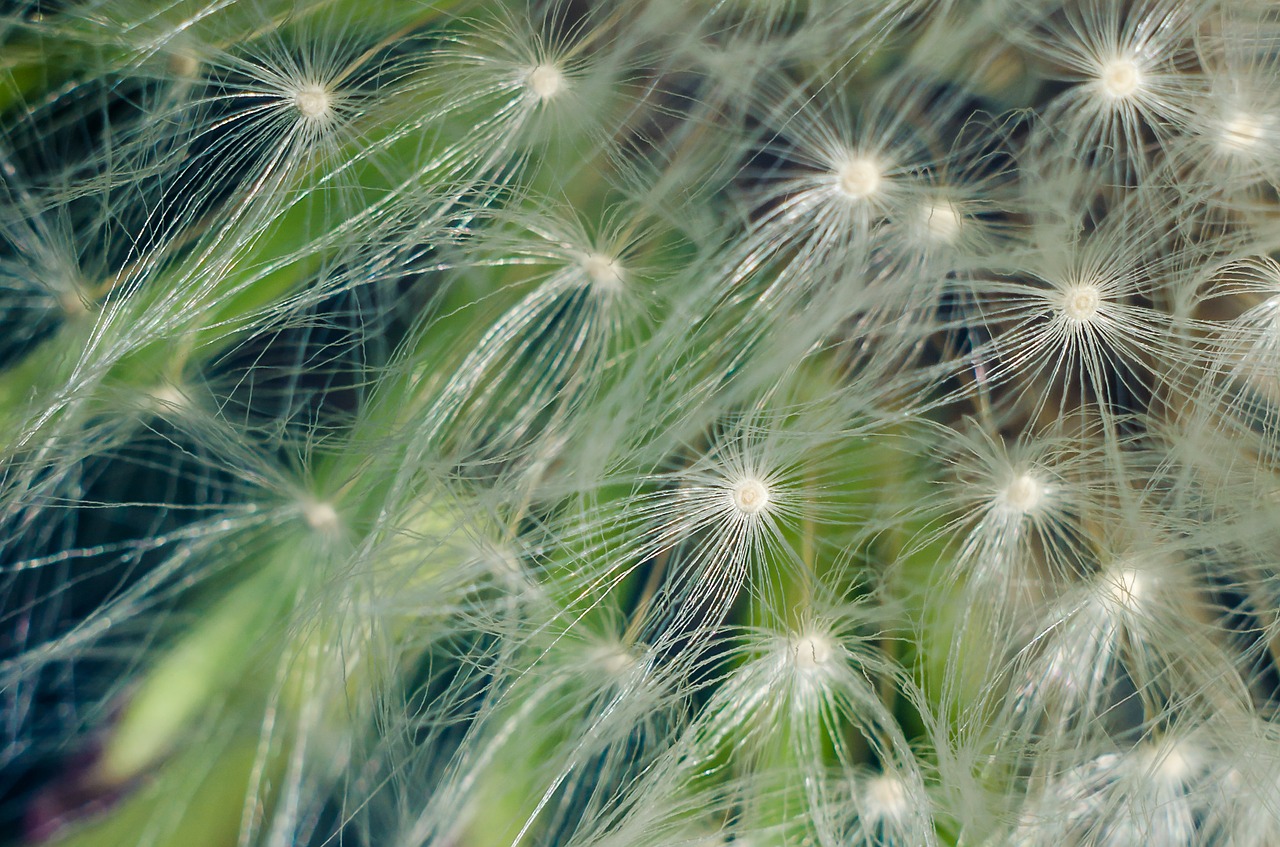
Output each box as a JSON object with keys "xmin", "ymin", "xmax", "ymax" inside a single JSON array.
[{"xmin": 730, "ymin": 478, "xmax": 770, "ymax": 515}]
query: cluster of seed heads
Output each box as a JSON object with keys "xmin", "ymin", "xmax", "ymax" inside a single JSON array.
[{"xmin": 7, "ymin": 1, "xmax": 1280, "ymax": 846}]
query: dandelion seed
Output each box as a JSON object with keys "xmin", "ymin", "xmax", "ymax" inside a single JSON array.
[
  {"xmin": 729, "ymin": 476, "xmax": 771, "ymax": 517},
  {"xmin": 581, "ymin": 252, "xmax": 624, "ymax": 290},
  {"xmin": 1102, "ymin": 564, "xmax": 1145, "ymax": 612},
  {"xmin": 526, "ymin": 62, "xmax": 566, "ymax": 101},
  {"xmin": 691, "ymin": 605, "xmax": 912, "ymax": 789},
  {"xmin": 590, "ymin": 642, "xmax": 636, "ymax": 677},
  {"xmin": 835, "ymin": 155, "xmax": 883, "ymax": 201},
  {"xmin": 995, "ymin": 513, "xmax": 1248, "ymax": 773},
  {"xmin": 862, "ymin": 774, "xmax": 909, "ymax": 823},
  {"xmin": 568, "ymin": 411, "xmax": 873, "ymax": 661},
  {"xmin": 954, "ymin": 198, "xmax": 1180, "ymax": 439},
  {"xmin": 291, "ymin": 82, "xmax": 333, "ymax": 120},
  {"xmin": 146, "ymin": 383, "xmax": 190, "ymax": 413},
  {"xmin": 167, "ymin": 51, "xmax": 201, "ymax": 79},
  {"xmin": 1171, "ymin": 10, "xmax": 1280, "ymax": 204},
  {"xmin": 1014, "ymin": 0, "xmax": 1207, "ymax": 181},
  {"xmin": 844, "ymin": 768, "xmax": 939, "ymax": 847},
  {"xmin": 733, "ymin": 70, "xmax": 938, "ymax": 282},
  {"xmin": 999, "ymin": 471, "xmax": 1045, "ymax": 515},
  {"xmin": 923, "ymin": 428, "xmax": 1099, "ymax": 721},
  {"xmin": 409, "ymin": 205, "xmax": 649, "ymax": 466},
  {"xmin": 1096, "ymin": 55, "xmax": 1143, "ymax": 100},
  {"xmin": 1217, "ymin": 112, "xmax": 1268, "ymax": 154},
  {"xmin": 791, "ymin": 631, "xmax": 835, "ymax": 671},
  {"xmin": 920, "ymin": 197, "xmax": 962, "ymax": 243},
  {"xmin": 303, "ymin": 499, "xmax": 341, "ymax": 536},
  {"xmin": 924, "ymin": 425, "xmax": 1090, "ymax": 625},
  {"xmin": 617, "ymin": 452, "xmax": 791, "ymax": 642},
  {"xmin": 1142, "ymin": 737, "xmax": 1196, "ymax": 784},
  {"xmin": 58, "ymin": 290, "xmax": 91, "ymax": 319},
  {"xmin": 1059, "ymin": 281, "xmax": 1102, "ymax": 324}
]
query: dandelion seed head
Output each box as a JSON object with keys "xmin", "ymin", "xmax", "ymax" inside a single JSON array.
[
  {"xmin": 146, "ymin": 384, "xmax": 189, "ymax": 412},
  {"xmin": 1097, "ymin": 56, "xmax": 1143, "ymax": 100},
  {"xmin": 167, "ymin": 52, "xmax": 200, "ymax": 78},
  {"xmin": 1060, "ymin": 282, "xmax": 1102, "ymax": 324},
  {"xmin": 490, "ymin": 547, "xmax": 522, "ymax": 575},
  {"xmin": 20, "ymin": 6, "xmax": 1274, "ymax": 843},
  {"xmin": 292, "ymin": 83, "xmax": 333, "ymax": 120},
  {"xmin": 581, "ymin": 252, "xmax": 625, "ymax": 290},
  {"xmin": 303, "ymin": 499, "xmax": 341, "ymax": 537},
  {"xmin": 588, "ymin": 642, "xmax": 636, "ymax": 676},
  {"xmin": 1102, "ymin": 565, "xmax": 1145, "ymax": 612},
  {"xmin": 834, "ymin": 155, "xmax": 882, "ymax": 201},
  {"xmin": 921, "ymin": 198, "xmax": 962, "ymax": 242},
  {"xmin": 1217, "ymin": 112, "xmax": 1268, "ymax": 154},
  {"xmin": 59, "ymin": 290, "xmax": 90, "ymax": 318},
  {"xmin": 526, "ymin": 63, "xmax": 565, "ymax": 101},
  {"xmin": 791, "ymin": 631, "xmax": 835, "ymax": 671},
  {"xmin": 729, "ymin": 476, "xmax": 771, "ymax": 516},
  {"xmin": 863, "ymin": 775, "xmax": 910, "ymax": 822},
  {"xmin": 1141, "ymin": 739, "xmax": 1196, "ymax": 785},
  {"xmin": 999, "ymin": 471, "xmax": 1045, "ymax": 515},
  {"xmin": 473, "ymin": 540, "xmax": 525, "ymax": 585}
]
